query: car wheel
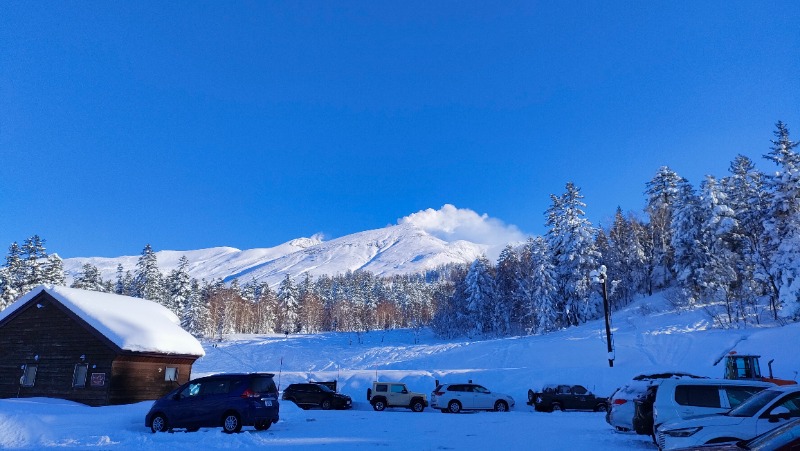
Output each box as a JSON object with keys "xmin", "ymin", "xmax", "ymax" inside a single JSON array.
[
  {"xmin": 321, "ymin": 399, "xmax": 332, "ymax": 410},
  {"xmin": 595, "ymin": 403, "xmax": 608, "ymax": 412},
  {"xmin": 150, "ymin": 414, "xmax": 168, "ymax": 433},
  {"xmin": 411, "ymin": 400, "xmax": 425, "ymax": 412},
  {"xmin": 372, "ymin": 399, "xmax": 386, "ymax": 411},
  {"xmin": 494, "ymin": 400, "xmax": 509, "ymax": 412},
  {"xmin": 551, "ymin": 403, "xmax": 562, "ymax": 412},
  {"xmin": 222, "ymin": 412, "xmax": 242, "ymax": 433},
  {"xmin": 254, "ymin": 420, "xmax": 271, "ymax": 431},
  {"xmin": 448, "ymin": 400, "xmax": 462, "ymax": 414}
]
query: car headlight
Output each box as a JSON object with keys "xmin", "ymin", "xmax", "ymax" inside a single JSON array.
[{"xmin": 662, "ymin": 427, "xmax": 702, "ymax": 437}]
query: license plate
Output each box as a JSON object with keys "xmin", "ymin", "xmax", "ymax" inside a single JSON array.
[{"xmin": 263, "ymin": 400, "xmax": 273, "ymax": 406}]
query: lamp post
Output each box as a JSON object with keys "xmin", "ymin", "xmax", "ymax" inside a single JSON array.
[{"xmin": 590, "ymin": 265, "xmax": 615, "ymax": 367}]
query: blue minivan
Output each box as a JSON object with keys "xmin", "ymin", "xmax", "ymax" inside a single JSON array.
[{"xmin": 145, "ymin": 372, "xmax": 280, "ymax": 433}]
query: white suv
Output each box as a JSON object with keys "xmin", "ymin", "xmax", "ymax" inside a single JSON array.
[
  {"xmin": 651, "ymin": 378, "xmax": 774, "ymax": 433},
  {"xmin": 431, "ymin": 383, "xmax": 514, "ymax": 413},
  {"xmin": 656, "ymin": 384, "xmax": 800, "ymax": 450}
]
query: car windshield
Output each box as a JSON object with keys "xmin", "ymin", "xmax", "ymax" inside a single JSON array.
[
  {"xmin": 745, "ymin": 418, "xmax": 800, "ymax": 449},
  {"xmin": 727, "ymin": 388, "xmax": 783, "ymax": 418},
  {"xmin": 316, "ymin": 384, "xmax": 334, "ymax": 393}
]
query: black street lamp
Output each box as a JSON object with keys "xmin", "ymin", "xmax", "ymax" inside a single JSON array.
[{"xmin": 591, "ymin": 265, "xmax": 615, "ymax": 367}]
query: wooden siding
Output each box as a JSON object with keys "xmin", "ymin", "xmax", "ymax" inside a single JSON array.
[
  {"xmin": 0, "ymin": 295, "xmax": 116, "ymax": 406},
  {"xmin": 0, "ymin": 292, "xmax": 200, "ymax": 406},
  {"xmin": 108, "ymin": 359, "xmax": 193, "ymax": 404}
]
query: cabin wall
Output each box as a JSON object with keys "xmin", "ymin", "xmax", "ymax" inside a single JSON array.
[
  {"xmin": 0, "ymin": 293, "xmax": 199, "ymax": 406},
  {"xmin": 0, "ymin": 295, "xmax": 115, "ymax": 406},
  {"xmin": 108, "ymin": 357, "xmax": 194, "ymax": 404}
]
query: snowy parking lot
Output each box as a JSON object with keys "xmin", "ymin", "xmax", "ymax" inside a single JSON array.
[{"xmin": 0, "ymin": 396, "xmax": 656, "ymax": 450}]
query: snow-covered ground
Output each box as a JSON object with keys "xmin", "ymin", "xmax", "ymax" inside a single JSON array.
[{"xmin": 2, "ymin": 295, "xmax": 799, "ymax": 449}]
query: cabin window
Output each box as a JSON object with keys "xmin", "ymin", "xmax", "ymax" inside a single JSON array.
[
  {"xmin": 73, "ymin": 364, "xmax": 89, "ymax": 388},
  {"xmin": 165, "ymin": 367, "xmax": 178, "ymax": 382},
  {"xmin": 20, "ymin": 364, "xmax": 38, "ymax": 387}
]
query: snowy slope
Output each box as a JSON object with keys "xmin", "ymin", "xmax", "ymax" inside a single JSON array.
[
  {"xmin": 2, "ymin": 293, "xmax": 798, "ymax": 449},
  {"xmin": 63, "ymin": 220, "xmax": 490, "ymax": 286}
]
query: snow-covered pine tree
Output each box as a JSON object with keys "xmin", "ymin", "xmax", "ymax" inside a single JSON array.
[
  {"xmin": 763, "ymin": 121, "xmax": 800, "ymax": 320},
  {"xmin": 132, "ymin": 244, "xmax": 165, "ymax": 303},
  {"xmin": 278, "ymin": 273, "xmax": 300, "ymax": 333},
  {"xmin": 545, "ymin": 182, "xmax": 600, "ymax": 327},
  {"xmin": 606, "ymin": 208, "xmax": 646, "ymax": 306},
  {"xmin": 494, "ymin": 245, "xmax": 519, "ymax": 336},
  {"xmin": 671, "ymin": 178, "xmax": 705, "ymax": 304},
  {"xmin": 71, "ymin": 263, "xmax": 107, "ymax": 292},
  {"xmin": 464, "ymin": 256, "xmax": 496, "ymax": 337},
  {"xmin": 519, "ymin": 236, "xmax": 558, "ymax": 334},
  {"xmin": 645, "ymin": 167, "xmax": 683, "ymax": 288},
  {"xmin": 181, "ymin": 279, "xmax": 208, "ymax": 337},
  {"xmin": 0, "ymin": 242, "xmax": 24, "ymax": 307},
  {"xmin": 697, "ymin": 175, "xmax": 740, "ymax": 324},
  {"xmin": 165, "ymin": 256, "xmax": 192, "ymax": 315},
  {"xmin": 721, "ymin": 155, "xmax": 768, "ymax": 324},
  {"xmin": 21, "ymin": 235, "xmax": 48, "ymax": 293}
]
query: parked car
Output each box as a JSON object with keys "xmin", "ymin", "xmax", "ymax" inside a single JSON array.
[
  {"xmin": 282, "ymin": 382, "xmax": 352, "ymax": 410},
  {"xmin": 670, "ymin": 417, "xmax": 800, "ymax": 450},
  {"xmin": 366, "ymin": 381, "xmax": 428, "ymax": 412},
  {"xmin": 431, "ymin": 383, "xmax": 514, "ymax": 413},
  {"xmin": 634, "ymin": 378, "xmax": 774, "ymax": 437},
  {"xmin": 607, "ymin": 372, "xmax": 707, "ymax": 433},
  {"xmin": 145, "ymin": 372, "xmax": 280, "ymax": 433},
  {"xmin": 528, "ymin": 384, "xmax": 608, "ymax": 412},
  {"xmin": 656, "ymin": 384, "xmax": 800, "ymax": 450}
]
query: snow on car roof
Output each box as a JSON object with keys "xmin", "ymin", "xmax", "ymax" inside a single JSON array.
[{"xmin": 0, "ymin": 285, "xmax": 205, "ymax": 357}]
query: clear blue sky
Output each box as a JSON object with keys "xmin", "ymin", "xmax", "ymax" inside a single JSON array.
[{"xmin": 1, "ymin": 1, "xmax": 798, "ymax": 258}]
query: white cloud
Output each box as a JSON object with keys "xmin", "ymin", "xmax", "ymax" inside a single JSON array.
[{"xmin": 399, "ymin": 204, "xmax": 528, "ymax": 259}]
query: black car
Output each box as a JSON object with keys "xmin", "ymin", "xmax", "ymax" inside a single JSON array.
[
  {"xmin": 527, "ymin": 384, "xmax": 609, "ymax": 412},
  {"xmin": 145, "ymin": 372, "xmax": 280, "ymax": 433},
  {"xmin": 282, "ymin": 382, "xmax": 352, "ymax": 410}
]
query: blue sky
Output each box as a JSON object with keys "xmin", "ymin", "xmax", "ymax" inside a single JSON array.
[{"xmin": 1, "ymin": 1, "xmax": 798, "ymax": 258}]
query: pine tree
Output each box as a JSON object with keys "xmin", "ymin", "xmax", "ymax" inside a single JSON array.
[
  {"xmin": 519, "ymin": 237, "xmax": 557, "ymax": 334},
  {"xmin": 278, "ymin": 274, "xmax": 299, "ymax": 333},
  {"xmin": 464, "ymin": 256, "xmax": 496, "ymax": 336},
  {"xmin": 763, "ymin": 122, "xmax": 800, "ymax": 319},
  {"xmin": 545, "ymin": 182, "xmax": 600, "ymax": 327},
  {"xmin": 697, "ymin": 175, "xmax": 740, "ymax": 324},
  {"xmin": 165, "ymin": 256, "xmax": 192, "ymax": 315},
  {"xmin": 132, "ymin": 244, "xmax": 165, "ymax": 303},
  {"xmin": 645, "ymin": 167, "xmax": 684, "ymax": 288},
  {"xmin": 606, "ymin": 208, "xmax": 646, "ymax": 306},
  {"xmin": 71, "ymin": 263, "xmax": 107, "ymax": 292},
  {"xmin": 494, "ymin": 245, "xmax": 519, "ymax": 336},
  {"xmin": 181, "ymin": 279, "xmax": 207, "ymax": 336},
  {"xmin": 721, "ymin": 155, "xmax": 767, "ymax": 324},
  {"xmin": 671, "ymin": 178, "xmax": 704, "ymax": 304}
]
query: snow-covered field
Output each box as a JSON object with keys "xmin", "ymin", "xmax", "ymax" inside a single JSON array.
[{"xmin": 2, "ymin": 295, "xmax": 799, "ymax": 450}]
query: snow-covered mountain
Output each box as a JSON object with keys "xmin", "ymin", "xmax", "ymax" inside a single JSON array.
[{"xmin": 62, "ymin": 205, "xmax": 527, "ymax": 286}]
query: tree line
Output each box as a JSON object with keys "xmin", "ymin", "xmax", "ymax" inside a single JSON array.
[{"xmin": 1, "ymin": 122, "xmax": 798, "ymax": 338}]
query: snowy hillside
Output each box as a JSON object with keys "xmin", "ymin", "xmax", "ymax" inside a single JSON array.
[
  {"xmin": 2, "ymin": 293, "xmax": 798, "ymax": 449},
  {"xmin": 62, "ymin": 205, "xmax": 525, "ymax": 286}
]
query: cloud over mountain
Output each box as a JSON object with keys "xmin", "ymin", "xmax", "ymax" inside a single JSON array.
[{"xmin": 399, "ymin": 204, "xmax": 527, "ymax": 259}]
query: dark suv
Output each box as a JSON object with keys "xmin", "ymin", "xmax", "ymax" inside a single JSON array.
[
  {"xmin": 145, "ymin": 373, "xmax": 280, "ymax": 433},
  {"xmin": 282, "ymin": 383, "xmax": 352, "ymax": 410}
]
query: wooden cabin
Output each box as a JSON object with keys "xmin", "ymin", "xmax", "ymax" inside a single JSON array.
[{"xmin": 0, "ymin": 285, "xmax": 205, "ymax": 406}]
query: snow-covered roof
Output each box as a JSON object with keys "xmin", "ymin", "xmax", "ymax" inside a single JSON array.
[{"xmin": 0, "ymin": 285, "xmax": 205, "ymax": 357}]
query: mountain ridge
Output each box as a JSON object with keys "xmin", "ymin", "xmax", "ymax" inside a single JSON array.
[{"xmin": 62, "ymin": 221, "xmax": 494, "ymax": 287}]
